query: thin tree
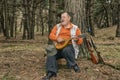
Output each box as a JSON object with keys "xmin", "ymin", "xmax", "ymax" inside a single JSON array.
[
  {"xmin": 116, "ymin": 1, "xmax": 120, "ymax": 37},
  {"xmin": 48, "ymin": 0, "xmax": 57, "ymax": 44}
]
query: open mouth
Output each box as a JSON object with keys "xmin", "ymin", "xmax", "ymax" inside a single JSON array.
[{"xmin": 61, "ymin": 20, "xmax": 64, "ymax": 23}]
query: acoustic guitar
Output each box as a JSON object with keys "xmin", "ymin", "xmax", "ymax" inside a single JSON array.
[{"xmin": 55, "ymin": 34, "xmax": 86, "ymax": 50}]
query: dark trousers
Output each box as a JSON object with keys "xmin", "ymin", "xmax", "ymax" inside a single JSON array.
[{"xmin": 46, "ymin": 44, "xmax": 76, "ymax": 74}]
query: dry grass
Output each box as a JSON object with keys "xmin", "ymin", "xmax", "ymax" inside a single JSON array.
[
  {"xmin": 94, "ymin": 26, "xmax": 120, "ymax": 44},
  {"xmin": 0, "ymin": 26, "xmax": 120, "ymax": 80}
]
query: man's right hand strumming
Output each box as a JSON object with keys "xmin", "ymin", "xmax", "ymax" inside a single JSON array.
[{"xmin": 57, "ymin": 37, "xmax": 65, "ymax": 43}]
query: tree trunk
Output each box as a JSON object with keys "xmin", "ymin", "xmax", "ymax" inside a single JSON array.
[
  {"xmin": 48, "ymin": 0, "xmax": 57, "ymax": 44},
  {"xmin": 103, "ymin": 4, "xmax": 109, "ymax": 27},
  {"xmin": 85, "ymin": 0, "xmax": 95, "ymax": 36},
  {"xmin": 3, "ymin": 0, "xmax": 10, "ymax": 39},
  {"xmin": 64, "ymin": 0, "xmax": 86, "ymax": 32},
  {"xmin": 64, "ymin": 0, "xmax": 89, "ymax": 58},
  {"xmin": 30, "ymin": 0, "xmax": 36, "ymax": 39},
  {"xmin": 0, "ymin": 7, "xmax": 6, "ymax": 36},
  {"xmin": 10, "ymin": 0, "xmax": 16, "ymax": 37},
  {"xmin": 39, "ymin": 6, "xmax": 44, "ymax": 36},
  {"xmin": 0, "ymin": 0, "xmax": 2, "ymax": 33},
  {"xmin": 22, "ymin": 0, "xmax": 29, "ymax": 39},
  {"xmin": 116, "ymin": 2, "xmax": 120, "ymax": 37},
  {"xmin": 41, "ymin": 17, "xmax": 44, "ymax": 36}
]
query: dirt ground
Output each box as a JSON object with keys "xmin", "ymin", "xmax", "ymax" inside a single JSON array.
[{"xmin": 0, "ymin": 26, "xmax": 120, "ymax": 80}]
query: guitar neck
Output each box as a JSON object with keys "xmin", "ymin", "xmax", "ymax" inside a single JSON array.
[{"xmin": 77, "ymin": 34, "xmax": 86, "ymax": 38}]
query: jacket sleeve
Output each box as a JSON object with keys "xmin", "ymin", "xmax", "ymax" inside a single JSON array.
[
  {"xmin": 49, "ymin": 25, "xmax": 57, "ymax": 41},
  {"xmin": 76, "ymin": 28, "xmax": 83, "ymax": 44}
]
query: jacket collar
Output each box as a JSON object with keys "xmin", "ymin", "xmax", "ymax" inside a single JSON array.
[{"xmin": 61, "ymin": 23, "xmax": 73, "ymax": 29}]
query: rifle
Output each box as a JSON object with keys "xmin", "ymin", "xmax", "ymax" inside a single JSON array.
[
  {"xmin": 90, "ymin": 37, "xmax": 105, "ymax": 63},
  {"xmin": 85, "ymin": 38, "xmax": 98, "ymax": 64},
  {"xmin": 90, "ymin": 37, "xmax": 120, "ymax": 70},
  {"xmin": 55, "ymin": 34, "xmax": 86, "ymax": 50}
]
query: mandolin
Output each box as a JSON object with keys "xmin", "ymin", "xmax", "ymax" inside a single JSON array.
[{"xmin": 55, "ymin": 34, "xmax": 86, "ymax": 50}]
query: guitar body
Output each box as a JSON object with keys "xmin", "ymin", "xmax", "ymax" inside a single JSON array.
[
  {"xmin": 55, "ymin": 34, "xmax": 86, "ymax": 50},
  {"xmin": 55, "ymin": 38, "xmax": 71, "ymax": 50}
]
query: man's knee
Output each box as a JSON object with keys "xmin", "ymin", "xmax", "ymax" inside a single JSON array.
[{"xmin": 46, "ymin": 56, "xmax": 56, "ymax": 63}]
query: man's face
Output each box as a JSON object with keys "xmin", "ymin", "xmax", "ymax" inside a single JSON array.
[{"xmin": 61, "ymin": 13, "xmax": 70, "ymax": 26}]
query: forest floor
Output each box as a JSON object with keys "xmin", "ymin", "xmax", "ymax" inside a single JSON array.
[{"xmin": 0, "ymin": 26, "xmax": 120, "ymax": 80}]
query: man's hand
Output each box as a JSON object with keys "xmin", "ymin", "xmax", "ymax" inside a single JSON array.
[{"xmin": 57, "ymin": 37, "xmax": 64, "ymax": 43}]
